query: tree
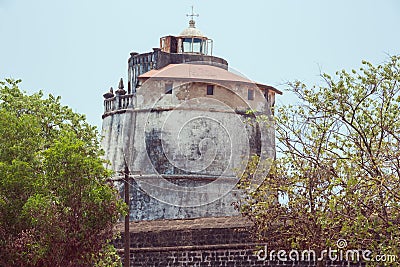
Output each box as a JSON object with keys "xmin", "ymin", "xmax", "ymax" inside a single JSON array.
[
  {"xmin": 237, "ymin": 56, "xmax": 400, "ymax": 264},
  {"xmin": 0, "ymin": 79, "xmax": 126, "ymax": 267}
]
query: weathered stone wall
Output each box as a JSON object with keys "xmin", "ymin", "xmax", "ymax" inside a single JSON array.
[
  {"xmin": 122, "ymin": 249, "xmax": 365, "ymax": 267},
  {"xmin": 113, "ymin": 178, "xmax": 241, "ymax": 221},
  {"xmin": 113, "ymin": 217, "xmax": 365, "ymax": 267},
  {"xmin": 101, "ymin": 80, "xmax": 274, "ymax": 220}
]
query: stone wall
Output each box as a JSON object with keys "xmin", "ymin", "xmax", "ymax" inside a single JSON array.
[
  {"xmin": 122, "ymin": 249, "xmax": 365, "ymax": 267},
  {"xmin": 101, "ymin": 78, "xmax": 274, "ymax": 221},
  {"xmin": 113, "ymin": 217, "xmax": 365, "ymax": 267}
]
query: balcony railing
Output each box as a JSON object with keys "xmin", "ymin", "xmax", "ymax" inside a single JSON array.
[{"xmin": 104, "ymin": 94, "xmax": 134, "ymax": 114}]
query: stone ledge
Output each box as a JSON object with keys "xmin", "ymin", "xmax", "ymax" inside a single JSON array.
[
  {"xmin": 114, "ymin": 216, "xmax": 251, "ymax": 233},
  {"xmin": 116, "ymin": 242, "xmax": 260, "ymax": 253}
]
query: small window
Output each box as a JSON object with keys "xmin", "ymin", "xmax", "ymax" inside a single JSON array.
[
  {"xmin": 248, "ymin": 89, "xmax": 254, "ymax": 100},
  {"xmin": 193, "ymin": 38, "xmax": 202, "ymax": 53},
  {"xmin": 207, "ymin": 85, "xmax": 214, "ymax": 95},
  {"xmin": 161, "ymin": 38, "xmax": 166, "ymax": 49},
  {"xmin": 165, "ymin": 83, "xmax": 173, "ymax": 94},
  {"xmin": 182, "ymin": 38, "xmax": 192, "ymax": 53},
  {"xmin": 264, "ymin": 90, "xmax": 269, "ymax": 101}
]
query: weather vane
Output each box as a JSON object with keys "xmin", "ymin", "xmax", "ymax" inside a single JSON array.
[{"xmin": 186, "ymin": 6, "xmax": 199, "ymax": 21}]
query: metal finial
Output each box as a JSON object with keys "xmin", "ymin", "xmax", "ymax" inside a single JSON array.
[{"xmin": 186, "ymin": 6, "xmax": 199, "ymax": 27}]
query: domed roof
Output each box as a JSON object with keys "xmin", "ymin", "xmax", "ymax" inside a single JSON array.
[
  {"xmin": 138, "ymin": 63, "xmax": 283, "ymax": 95},
  {"xmin": 179, "ymin": 20, "xmax": 205, "ymax": 38},
  {"xmin": 138, "ymin": 64, "xmax": 252, "ymax": 84}
]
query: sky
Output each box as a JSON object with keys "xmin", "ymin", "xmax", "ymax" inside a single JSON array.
[{"xmin": 0, "ymin": 0, "xmax": 399, "ymax": 129}]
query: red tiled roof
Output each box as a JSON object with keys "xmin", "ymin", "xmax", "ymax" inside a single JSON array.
[
  {"xmin": 139, "ymin": 64, "xmax": 250, "ymax": 82},
  {"xmin": 138, "ymin": 64, "xmax": 282, "ymax": 94}
]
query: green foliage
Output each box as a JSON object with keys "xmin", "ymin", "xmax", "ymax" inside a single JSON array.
[
  {"xmin": 237, "ymin": 56, "xmax": 400, "ymax": 265},
  {"xmin": 0, "ymin": 79, "xmax": 126, "ymax": 267}
]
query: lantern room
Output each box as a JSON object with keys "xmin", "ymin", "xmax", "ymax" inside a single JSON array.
[{"xmin": 160, "ymin": 9, "xmax": 213, "ymax": 55}]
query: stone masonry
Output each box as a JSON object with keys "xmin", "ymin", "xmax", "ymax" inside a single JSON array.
[{"xmin": 113, "ymin": 216, "xmax": 365, "ymax": 267}]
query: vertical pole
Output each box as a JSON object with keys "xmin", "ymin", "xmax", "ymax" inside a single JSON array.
[{"xmin": 124, "ymin": 165, "xmax": 130, "ymax": 267}]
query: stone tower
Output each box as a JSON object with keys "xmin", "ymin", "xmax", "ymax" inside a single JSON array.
[{"xmin": 101, "ymin": 13, "xmax": 281, "ymax": 221}]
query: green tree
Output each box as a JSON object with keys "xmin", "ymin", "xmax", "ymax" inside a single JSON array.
[
  {"xmin": 0, "ymin": 79, "xmax": 126, "ymax": 267},
  {"xmin": 237, "ymin": 56, "xmax": 400, "ymax": 265}
]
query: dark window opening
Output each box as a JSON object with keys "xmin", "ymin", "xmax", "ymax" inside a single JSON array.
[
  {"xmin": 207, "ymin": 85, "xmax": 214, "ymax": 95},
  {"xmin": 165, "ymin": 83, "xmax": 173, "ymax": 94},
  {"xmin": 248, "ymin": 89, "xmax": 254, "ymax": 100},
  {"xmin": 264, "ymin": 90, "xmax": 269, "ymax": 101}
]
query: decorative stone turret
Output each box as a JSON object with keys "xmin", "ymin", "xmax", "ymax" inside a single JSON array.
[
  {"xmin": 115, "ymin": 78, "xmax": 126, "ymax": 95},
  {"xmin": 103, "ymin": 87, "xmax": 114, "ymax": 99}
]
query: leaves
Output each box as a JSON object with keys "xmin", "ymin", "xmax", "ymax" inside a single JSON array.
[
  {"xmin": 237, "ymin": 56, "xmax": 400, "ymax": 264},
  {"xmin": 0, "ymin": 79, "xmax": 125, "ymax": 267}
]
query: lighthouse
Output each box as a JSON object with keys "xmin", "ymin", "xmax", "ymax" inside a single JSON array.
[{"xmin": 101, "ymin": 9, "xmax": 281, "ymax": 221}]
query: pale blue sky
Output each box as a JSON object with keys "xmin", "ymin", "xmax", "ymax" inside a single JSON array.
[{"xmin": 1, "ymin": 0, "xmax": 399, "ymax": 129}]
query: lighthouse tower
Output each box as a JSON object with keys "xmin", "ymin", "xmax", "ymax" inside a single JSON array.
[{"xmin": 101, "ymin": 11, "xmax": 281, "ymax": 221}]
